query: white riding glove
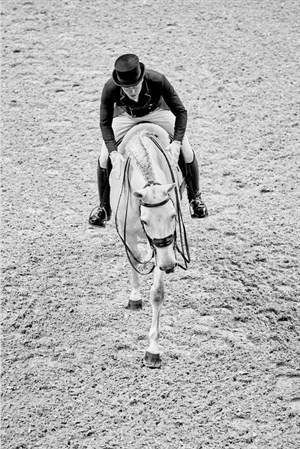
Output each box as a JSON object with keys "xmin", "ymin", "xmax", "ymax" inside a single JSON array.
[
  {"xmin": 165, "ymin": 140, "xmax": 181, "ymax": 168},
  {"xmin": 110, "ymin": 151, "xmax": 125, "ymax": 180}
]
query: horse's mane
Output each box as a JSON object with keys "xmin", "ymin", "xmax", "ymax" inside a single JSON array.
[
  {"xmin": 125, "ymin": 131, "xmax": 157, "ymax": 184},
  {"xmin": 118, "ymin": 123, "xmax": 170, "ymax": 184}
]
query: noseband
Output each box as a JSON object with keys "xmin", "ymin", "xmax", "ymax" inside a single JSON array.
[{"xmin": 139, "ymin": 196, "xmax": 175, "ymax": 249}]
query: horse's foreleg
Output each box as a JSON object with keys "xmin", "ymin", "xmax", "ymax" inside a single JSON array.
[
  {"xmin": 127, "ymin": 265, "xmax": 142, "ymax": 309},
  {"xmin": 126, "ymin": 236, "xmax": 142, "ymax": 310},
  {"xmin": 144, "ymin": 266, "xmax": 164, "ymax": 368}
]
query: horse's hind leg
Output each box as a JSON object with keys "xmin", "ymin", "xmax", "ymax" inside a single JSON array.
[{"xmin": 144, "ymin": 267, "xmax": 164, "ymax": 368}]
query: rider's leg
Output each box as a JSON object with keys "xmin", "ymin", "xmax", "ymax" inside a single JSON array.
[
  {"xmin": 89, "ymin": 114, "xmax": 135, "ymax": 227},
  {"xmin": 185, "ymin": 153, "xmax": 208, "ymax": 218},
  {"xmin": 180, "ymin": 143, "xmax": 208, "ymax": 218},
  {"xmin": 89, "ymin": 152, "xmax": 112, "ymax": 227},
  {"xmin": 146, "ymin": 109, "xmax": 208, "ymax": 218}
]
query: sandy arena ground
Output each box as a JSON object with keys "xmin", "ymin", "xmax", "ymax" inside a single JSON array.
[{"xmin": 1, "ymin": 0, "xmax": 300, "ymax": 448}]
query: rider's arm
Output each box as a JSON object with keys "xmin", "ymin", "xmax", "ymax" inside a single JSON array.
[
  {"xmin": 161, "ymin": 75, "xmax": 188, "ymax": 143},
  {"xmin": 99, "ymin": 83, "xmax": 118, "ymax": 154}
]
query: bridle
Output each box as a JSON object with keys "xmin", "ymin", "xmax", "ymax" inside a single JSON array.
[
  {"xmin": 147, "ymin": 135, "xmax": 190, "ymax": 270},
  {"xmin": 114, "ymin": 133, "xmax": 190, "ymax": 275},
  {"xmin": 139, "ymin": 190, "xmax": 176, "ymax": 251}
]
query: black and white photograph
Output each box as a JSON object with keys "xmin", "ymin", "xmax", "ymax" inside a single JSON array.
[{"xmin": 1, "ymin": 0, "xmax": 299, "ymax": 448}]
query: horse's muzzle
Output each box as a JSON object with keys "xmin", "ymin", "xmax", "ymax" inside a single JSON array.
[{"xmin": 160, "ymin": 263, "xmax": 177, "ymax": 274}]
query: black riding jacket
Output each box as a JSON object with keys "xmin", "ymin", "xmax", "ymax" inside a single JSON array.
[{"xmin": 100, "ymin": 69, "xmax": 188, "ymax": 154}]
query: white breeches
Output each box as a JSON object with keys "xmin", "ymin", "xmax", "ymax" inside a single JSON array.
[{"xmin": 99, "ymin": 108, "xmax": 194, "ymax": 168}]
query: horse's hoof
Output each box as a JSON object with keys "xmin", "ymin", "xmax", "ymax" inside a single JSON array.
[
  {"xmin": 143, "ymin": 351, "xmax": 161, "ymax": 369},
  {"xmin": 126, "ymin": 299, "xmax": 142, "ymax": 310}
]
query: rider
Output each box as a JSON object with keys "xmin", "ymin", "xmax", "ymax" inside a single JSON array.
[{"xmin": 89, "ymin": 53, "xmax": 208, "ymax": 227}]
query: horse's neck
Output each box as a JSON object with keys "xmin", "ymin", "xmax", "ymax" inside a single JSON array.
[{"xmin": 126, "ymin": 134, "xmax": 174, "ymax": 187}]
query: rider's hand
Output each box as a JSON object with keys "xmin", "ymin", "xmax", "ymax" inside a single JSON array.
[
  {"xmin": 110, "ymin": 151, "xmax": 125, "ymax": 180},
  {"xmin": 165, "ymin": 140, "xmax": 181, "ymax": 167}
]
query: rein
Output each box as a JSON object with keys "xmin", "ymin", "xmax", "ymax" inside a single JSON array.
[
  {"xmin": 115, "ymin": 158, "xmax": 155, "ymax": 275},
  {"xmin": 147, "ymin": 135, "xmax": 190, "ymax": 270},
  {"xmin": 114, "ymin": 133, "xmax": 190, "ymax": 274}
]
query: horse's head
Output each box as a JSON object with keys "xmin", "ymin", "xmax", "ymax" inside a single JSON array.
[{"xmin": 134, "ymin": 183, "xmax": 177, "ymax": 273}]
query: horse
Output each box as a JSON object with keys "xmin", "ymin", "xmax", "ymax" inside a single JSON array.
[{"xmin": 109, "ymin": 123, "xmax": 190, "ymax": 368}]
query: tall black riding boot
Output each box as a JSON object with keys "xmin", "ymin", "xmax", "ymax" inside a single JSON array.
[
  {"xmin": 186, "ymin": 154, "xmax": 208, "ymax": 218},
  {"xmin": 88, "ymin": 158, "xmax": 112, "ymax": 227}
]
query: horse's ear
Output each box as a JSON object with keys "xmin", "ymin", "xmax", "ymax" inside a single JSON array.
[
  {"xmin": 164, "ymin": 183, "xmax": 176, "ymax": 195},
  {"xmin": 133, "ymin": 189, "xmax": 144, "ymax": 199}
]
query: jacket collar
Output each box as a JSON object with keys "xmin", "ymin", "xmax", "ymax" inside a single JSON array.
[{"xmin": 119, "ymin": 79, "xmax": 151, "ymax": 104}]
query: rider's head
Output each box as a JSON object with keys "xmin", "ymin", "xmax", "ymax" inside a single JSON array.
[{"xmin": 112, "ymin": 54, "xmax": 145, "ymax": 87}]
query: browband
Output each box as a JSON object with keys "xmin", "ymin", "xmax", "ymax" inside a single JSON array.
[{"xmin": 140, "ymin": 196, "xmax": 171, "ymax": 208}]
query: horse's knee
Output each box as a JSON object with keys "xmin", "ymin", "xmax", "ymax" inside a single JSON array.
[{"xmin": 150, "ymin": 285, "xmax": 164, "ymax": 305}]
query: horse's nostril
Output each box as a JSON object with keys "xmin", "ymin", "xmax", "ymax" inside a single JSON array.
[{"xmin": 165, "ymin": 266, "xmax": 175, "ymax": 274}]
